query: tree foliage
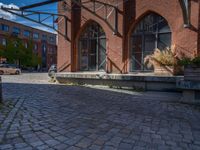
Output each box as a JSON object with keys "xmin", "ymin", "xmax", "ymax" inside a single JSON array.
[{"xmin": 0, "ymin": 35, "xmax": 41, "ymax": 68}]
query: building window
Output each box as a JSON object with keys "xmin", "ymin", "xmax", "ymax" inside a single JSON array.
[
  {"xmin": 2, "ymin": 38, "xmax": 7, "ymax": 46},
  {"xmin": 34, "ymin": 44, "xmax": 38, "ymax": 51},
  {"xmin": 33, "ymin": 33, "xmax": 39, "ymax": 39},
  {"xmin": 130, "ymin": 13, "xmax": 171, "ymax": 71},
  {"xmin": 79, "ymin": 22, "xmax": 106, "ymax": 71},
  {"xmin": 42, "ymin": 44, "xmax": 47, "ymax": 54},
  {"xmin": 13, "ymin": 27, "xmax": 20, "ymax": 35},
  {"xmin": 1, "ymin": 24, "xmax": 9, "ymax": 32},
  {"xmin": 24, "ymin": 42, "xmax": 28, "ymax": 48},
  {"xmin": 24, "ymin": 30, "xmax": 30, "ymax": 37},
  {"xmin": 49, "ymin": 47, "xmax": 53, "ymax": 54},
  {"xmin": 13, "ymin": 41, "xmax": 18, "ymax": 47},
  {"xmin": 49, "ymin": 36, "xmax": 54, "ymax": 42},
  {"xmin": 42, "ymin": 34, "xmax": 47, "ymax": 40}
]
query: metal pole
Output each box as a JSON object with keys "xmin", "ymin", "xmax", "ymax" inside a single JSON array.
[
  {"xmin": 0, "ymin": 77, "xmax": 2, "ymax": 103},
  {"xmin": 114, "ymin": 7, "xmax": 118, "ymax": 35}
]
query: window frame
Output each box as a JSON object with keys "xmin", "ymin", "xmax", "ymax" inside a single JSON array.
[{"xmin": 1, "ymin": 24, "xmax": 9, "ymax": 32}]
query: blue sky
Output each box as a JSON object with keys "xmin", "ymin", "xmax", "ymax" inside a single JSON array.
[{"xmin": 0, "ymin": 0, "xmax": 58, "ymax": 33}]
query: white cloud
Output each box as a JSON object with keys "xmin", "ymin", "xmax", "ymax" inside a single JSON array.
[{"xmin": 0, "ymin": 3, "xmax": 19, "ymax": 20}]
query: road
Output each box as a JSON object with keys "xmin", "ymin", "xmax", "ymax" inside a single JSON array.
[{"xmin": 0, "ymin": 73, "xmax": 200, "ymax": 150}]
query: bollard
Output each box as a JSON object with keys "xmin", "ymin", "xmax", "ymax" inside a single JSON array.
[{"xmin": 0, "ymin": 77, "xmax": 2, "ymax": 103}]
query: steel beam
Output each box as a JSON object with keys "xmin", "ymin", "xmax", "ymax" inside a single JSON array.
[
  {"xmin": 2, "ymin": 0, "xmax": 119, "ymax": 36},
  {"xmin": 1, "ymin": 6, "xmax": 69, "ymax": 40},
  {"xmin": 20, "ymin": 0, "xmax": 63, "ymax": 10},
  {"xmin": 72, "ymin": 0, "xmax": 119, "ymax": 34}
]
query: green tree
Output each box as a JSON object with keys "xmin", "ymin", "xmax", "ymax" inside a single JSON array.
[{"xmin": 0, "ymin": 35, "xmax": 41, "ymax": 68}]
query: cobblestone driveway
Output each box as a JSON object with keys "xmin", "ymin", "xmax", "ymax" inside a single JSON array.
[{"xmin": 0, "ymin": 73, "xmax": 200, "ymax": 150}]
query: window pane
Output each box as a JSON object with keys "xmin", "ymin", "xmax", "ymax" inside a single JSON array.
[
  {"xmin": 24, "ymin": 30, "xmax": 30, "ymax": 37},
  {"xmin": 49, "ymin": 36, "xmax": 55, "ymax": 42},
  {"xmin": 158, "ymin": 18, "xmax": 171, "ymax": 33},
  {"xmin": 1, "ymin": 24, "xmax": 9, "ymax": 32},
  {"xmin": 144, "ymin": 35, "xmax": 156, "ymax": 52},
  {"xmin": 33, "ymin": 33, "xmax": 39, "ymax": 39},
  {"xmin": 24, "ymin": 42, "xmax": 28, "ymax": 48},
  {"xmin": 34, "ymin": 44, "xmax": 37, "ymax": 49},
  {"xmin": 13, "ymin": 27, "xmax": 20, "ymax": 34},
  {"xmin": 158, "ymin": 33, "xmax": 171, "ymax": 50},
  {"xmin": 42, "ymin": 34, "xmax": 47, "ymax": 40},
  {"xmin": 2, "ymin": 38, "xmax": 6, "ymax": 46},
  {"xmin": 79, "ymin": 39, "xmax": 88, "ymax": 71}
]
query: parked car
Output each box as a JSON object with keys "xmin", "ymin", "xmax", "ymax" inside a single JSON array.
[
  {"xmin": 0, "ymin": 64, "xmax": 21, "ymax": 75},
  {"xmin": 48, "ymin": 64, "xmax": 57, "ymax": 77}
]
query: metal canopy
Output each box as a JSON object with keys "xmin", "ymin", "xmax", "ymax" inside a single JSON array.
[
  {"xmin": 71, "ymin": 0, "xmax": 119, "ymax": 34},
  {"xmin": 1, "ymin": 0, "xmax": 119, "ymax": 35},
  {"xmin": 1, "ymin": 6, "xmax": 69, "ymax": 40}
]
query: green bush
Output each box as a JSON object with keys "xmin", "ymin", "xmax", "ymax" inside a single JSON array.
[
  {"xmin": 178, "ymin": 56, "xmax": 200, "ymax": 66},
  {"xmin": 192, "ymin": 56, "xmax": 200, "ymax": 66}
]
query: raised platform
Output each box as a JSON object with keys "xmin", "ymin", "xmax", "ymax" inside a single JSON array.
[
  {"xmin": 56, "ymin": 72, "xmax": 183, "ymax": 92},
  {"xmin": 176, "ymin": 80, "xmax": 200, "ymax": 103}
]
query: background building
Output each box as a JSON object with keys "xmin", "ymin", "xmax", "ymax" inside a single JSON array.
[
  {"xmin": 0, "ymin": 18, "xmax": 57, "ymax": 69},
  {"xmin": 57, "ymin": 0, "xmax": 200, "ymax": 73}
]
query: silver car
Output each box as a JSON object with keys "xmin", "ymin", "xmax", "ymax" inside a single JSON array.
[{"xmin": 0, "ymin": 64, "xmax": 21, "ymax": 75}]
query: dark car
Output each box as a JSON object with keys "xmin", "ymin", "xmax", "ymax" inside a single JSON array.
[{"xmin": 48, "ymin": 64, "xmax": 57, "ymax": 77}]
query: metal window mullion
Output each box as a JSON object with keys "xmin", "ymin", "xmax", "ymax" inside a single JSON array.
[
  {"xmin": 87, "ymin": 38, "xmax": 90, "ymax": 71},
  {"xmin": 141, "ymin": 21, "xmax": 145, "ymax": 71},
  {"xmin": 155, "ymin": 16, "xmax": 159, "ymax": 49},
  {"xmin": 96, "ymin": 29, "xmax": 99, "ymax": 71}
]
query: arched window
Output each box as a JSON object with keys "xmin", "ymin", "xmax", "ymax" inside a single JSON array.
[
  {"xmin": 130, "ymin": 13, "xmax": 171, "ymax": 71},
  {"xmin": 79, "ymin": 22, "xmax": 106, "ymax": 71}
]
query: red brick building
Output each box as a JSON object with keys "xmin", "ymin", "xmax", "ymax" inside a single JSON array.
[
  {"xmin": 57, "ymin": 0, "xmax": 200, "ymax": 73},
  {"xmin": 0, "ymin": 18, "xmax": 57, "ymax": 69}
]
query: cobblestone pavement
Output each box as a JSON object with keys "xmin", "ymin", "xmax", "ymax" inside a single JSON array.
[{"xmin": 0, "ymin": 73, "xmax": 200, "ymax": 150}]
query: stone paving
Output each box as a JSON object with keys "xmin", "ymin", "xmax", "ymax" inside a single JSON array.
[{"xmin": 0, "ymin": 73, "xmax": 200, "ymax": 150}]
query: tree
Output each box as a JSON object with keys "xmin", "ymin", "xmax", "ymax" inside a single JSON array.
[{"xmin": 0, "ymin": 35, "xmax": 41, "ymax": 68}]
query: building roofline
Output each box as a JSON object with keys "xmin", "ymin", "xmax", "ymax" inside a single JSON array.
[{"xmin": 0, "ymin": 17, "xmax": 57, "ymax": 36}]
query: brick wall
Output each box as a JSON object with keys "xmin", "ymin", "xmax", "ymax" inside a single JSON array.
[
  {"xmin": 0, "ymin": 18, "xmax": 57, "ymax": 69},
  {"xmin": 57, "ymin": 0, "xmax": 199, "ymax": 73}
]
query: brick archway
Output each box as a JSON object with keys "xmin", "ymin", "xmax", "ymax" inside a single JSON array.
[
  {"xmin": 127, "ymin": 11, "xmax": 172, "ymax": 72},
  {"xmin": 75, "ymin": 20, "xmax": 107, "ymax": 72}
]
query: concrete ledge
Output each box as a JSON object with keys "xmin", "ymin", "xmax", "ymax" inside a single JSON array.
[
  {"xmin": 176, "ymin": 80, "xmax": 200, "ymax": 104},
  {"xmin": 176, "ymin": 80, "xmax": 200, "ymax": 90},
  {"xmin": 56, "ymin": 72, "xmax": 182, "ymax": 92}
]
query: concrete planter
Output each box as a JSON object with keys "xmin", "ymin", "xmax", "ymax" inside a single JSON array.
[
  {"xmin": 0, "ymin": 77, "xmax": 2, "ymax": 103},
  {"xmin": 154, "ymin": 65, "xmax": 183, "ymax": 76},
  {"xmin": 184, "ymin": 65, "xmax": 200, "ymax": 81}
]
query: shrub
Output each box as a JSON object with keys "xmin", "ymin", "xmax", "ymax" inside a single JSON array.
[
  {"xmin": 192, "ymin": 56, "xmax": 200, "ymax": 66},
  {"xmin": 144, "ymin": 45, "xmax": 178, "ymax": 69},
  {"xmin": 178, "ymin": 56, "xmax": 200, "ymax": 66}
]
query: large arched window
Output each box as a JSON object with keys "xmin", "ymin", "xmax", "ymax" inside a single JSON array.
[
  {"xmin": 79, "ymin": 22, "xmax": 106, "ymax": 71},
  {"xmin": 130, "ymin": 13, "xmax": 171, "ymax": 71}
]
